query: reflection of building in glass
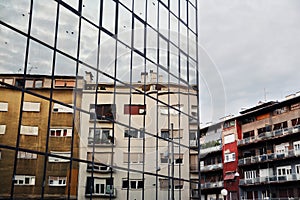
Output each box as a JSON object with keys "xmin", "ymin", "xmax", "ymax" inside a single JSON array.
[
  {"xmin": 0, "ymin": 0, "xmax": 199, "ymax": 199},
  {"xmin": 0, "ymin": 74, "xmax": 83, "ymax": 199},
  {"xmin": 78, "ymin": 71, "xmax": 198, "ymax": 199}
]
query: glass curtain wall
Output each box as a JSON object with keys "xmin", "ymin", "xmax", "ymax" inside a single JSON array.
[{"xmin": 0, "ymin": 0, "xmax": 199, "ymax": 199}]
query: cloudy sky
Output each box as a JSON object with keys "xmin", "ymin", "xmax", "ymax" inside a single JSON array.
[{"xmin": 199, "ymin": 0, "xmax": 300, "ymax": 125}]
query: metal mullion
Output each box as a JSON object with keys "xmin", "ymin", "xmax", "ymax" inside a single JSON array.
[
  {"xmin": 10, "ymin": 0, "xmax": 34, "ymax": 199},
  {"xmin": 194, "ymin": 0, "xmax": 201, "ymax": 198},
  {"xmin": 155, "ymin": 1, "xmax": 161, "ymax": 199},
  {"xmin": 89, "ymin": 0, "xmax": 103, "ymax": 199},
  {"xmin": 40, "ymin": 1, "xmax": 60, "ymax": 199},
  {"xmin": 67, "ymin": 0, "xmax": 82, "ymax": 198},
  {"xmin": 126, "ymin": 0, "xmax": 135, "ymax": 199},
  {"xmin": 142, "ymin": 1, "xmax": 148, "ymax": 200}
]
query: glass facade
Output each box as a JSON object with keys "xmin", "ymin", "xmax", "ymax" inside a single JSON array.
[{"xmin": 0, "ymin": 0, "xmax": 199, "ymax": 199}]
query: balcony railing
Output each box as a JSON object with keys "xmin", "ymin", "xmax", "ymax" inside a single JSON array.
[
  {"xmin": 240, "ymin": 174, "xmax": 300, "ymax": 185},
  {"xmin": 88, "ymin": 137, "xmax": 115, "ymax": 146},
  {"xmin": 201, "ymin": 181, "xmax": 224, "ymax": 189},
  {"xmin": 239, "ymin": 149, "xmax": 300, "ymax": 165},
  {"xmin": 238, "ymin": 125, "xmax": 300, "ymax": 146},
  {"xmin": 200, "ymin": 163, "xmax": 223, "ymax": 172},
  {"xmin": 200, "ymin": 145, "xmax": 222, "ymax": 155}
]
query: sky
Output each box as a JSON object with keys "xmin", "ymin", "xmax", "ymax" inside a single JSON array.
[{"xmin": 199, "ymin": 0, "xmax": 300, "ymax": 126}]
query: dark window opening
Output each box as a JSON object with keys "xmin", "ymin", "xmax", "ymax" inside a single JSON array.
[{"xmin": 90, "ymin": 104, "xmax": 116, "ymax": 121}]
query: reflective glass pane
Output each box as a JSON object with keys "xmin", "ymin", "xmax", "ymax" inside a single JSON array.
[
  {"xmin": 0, "ymin": 0, "xmax": 30, "ymax": 33},
  {"xmin": 31, "ymin": 0, "xmax": 56, "ymax": 46},
  {"xmin": 147, "ymin": 0, "xmax": 158, "ymax": 29},
  {"xmin": 82, "ymin": 0, "xmax": 100, "ymax": 25},
  {"xmin": 57, "ymin": 6, "xmax": 79, "ymax": 57},
  {"xmin": 102, "ymin": 0, "xmax": 116, "ymax": 34},
  {"xmin": 134, "ymin": 18, "xmax": 145, "ymax": 53},
  {"xmin": 80, "ymin": 19, "xmax": 98, "ymax": 67},
  {"xmin": 118, "ymin": 4, "xmax": 132, "ymax": 47},
  {"xmin": 0, "ymin": 26, "xmax": 27, "ymax": 73},
  {"xmin": 27, "ymin": 40, "xmax": 53, "ymax": 75}
]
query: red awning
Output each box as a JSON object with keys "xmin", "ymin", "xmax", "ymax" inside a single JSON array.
[{"xmin": 224, "ymin": 173, "xmax": 235, "ymax": 181}]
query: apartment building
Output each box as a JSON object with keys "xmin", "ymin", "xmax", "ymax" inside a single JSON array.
[
  {"xmin": 0, "ymin": 74, "xmax": 83, "ymax": 199},
  {"xmin": 238, "ymin": 95, "xmax": 300, "ymax": 199},
  {"xmin": 197, "ymin": 123, "xmax": 223, "ymax": 200},
  {"xmin": 200, "ymin": 94, "xmax": 300, "ymax": 200},
  {"xmin": 78, "ymin": 71, "xmax": 199, "ymax": 199}
]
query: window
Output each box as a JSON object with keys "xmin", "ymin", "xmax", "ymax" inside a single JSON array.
[
  {"xmin": 277, "ymin": 166, "xmax": 291, "ymax": 176},
  {"xmin": 48, "ymin": 176, "xmax": 67, "ymax": 186},
  {"xmin": 24, "ymin": 80, "xmax": 43, "ymax": 88},
  {"xmin": 23, "ymin": 102, "xmax": 40, "ymax": 112},
  {"xmin": 291, "ymin": 103, "xmax": 300, "ymax": 111},
  {"xmin": 159, "ymin": 179, "xmax": 183, "ymax": 190},
  {"xmin": 85, "ymin": 177, "xmax": 114, "ymax": 196},
  {"xmin": 159, "ymin": 105, "xmax": 182, "ymax": 115},
  {"xmin": 90, "ymin": 104, "xmax": 116, "ymax": 121},
  {"xmin": 48, "ymin": 151, "xmax": 71, "ymax": 162},
  {"xmin": 15, "ymin": 79, "xmax": 25, "ymax": 87},
  {"xmin": 189, "ymin": 131, "xmax": 197, "ymax": 146},
  {"xmin": 223, "ymin": 120, "xmax": 235, "ymax": 129},
  {"xmin": 292, "ymin": 118, "xmax": 300, "ymax": 126},
  {"xmin": 161, "ymin": 129, "xmax": 183, "ymax": 139},
  {"xmin": 160, "ymin": 153, "xmax": 183, "ymax": 164},
  {"xmin": 273, "ymin": 121, "xmax": 288, "ymax": 130},
  {"xmin": 296, "ymin": 164, "xmax": 300, "ymax": 174},
  {"xmin": 294, "ymin": 141, "xmax": 300, "ymax": 151},
  {"xmin": 160, "ymin": 153, "xmax": 171, "ymax": 164},
  {"xmin": 122, "ymin": 179, "xmax": 144, "ymax": 189},
  {"xmin": 275, "ymin": 143, "xmax": 289, "ymax": 154},
  {"xmin": 257, "ymin": 125, "xmax": 271, "ymax": 135},
  {"xmin": 244, "ymin": 170, "xmax": 257, "ymax": 180},
  {"xmin": 14, "ymin": 175, "xmax": 35, "ymax": 185},
  {"xmin": 123, "ymin": 152, "xmax": 143, "ymax": 164},
  {"xmin": 53, "ymin": 103, "xmax": 73, "ymax": 113},
  {"xmin": 17, "ymin": 151, "xmax": 37, "ymax": 159},
  {"xmin": 88, "ymin": 128, "xmax": 113, "ymax": 145},
  {"xmin": 50, "ymin": 128, "xmax": 72, "ymax": 137},
  {"xmin": 224, "ymin": 134, "xmax": 235, "ymax": 144},
  {"xmin": 0, "ymin": 125, "xmax": 6, "ymax": 134},
  {"xmin": 87, "ymin": 152, "xmax": 112, "ymax": 171},
  {"xmin": 124, "ymin": 129, "xmax": 144, "ymax": 138},
  {"xmin": 20, "ymin": 125, "xmax": 39, "ymax": 136},
  {"xmin": 273, "ymin": 106, "xmax": 288, "ymax": 115},
  {"xmin": 124, "ymin": 104, "xmax": 146, "ymax": 115},
  {"xmin": 55, "ymin": 80, "xmax": 75, "ymax": 88},
  {"xmin": 224, "ymin": 152, "xmax": 235, "ymax": 163},
  {"xmin": 0, "ymin": 102, "xmax": 8, "ymax": 112},
  {"xmin": 243, "ymin": 130, "xmax": 254, "ymax": 139}
]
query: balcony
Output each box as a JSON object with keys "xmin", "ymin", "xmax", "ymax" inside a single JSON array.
[
  {"xmin": 87, "ymin": 164, "xmax": 114, "ymax": 173},
  {"xmin": 200, "ymin": 145, "xmax": 222, "ymax": 155},
  {"xmin": 239, "ymin": 149, "xmax": 300, "ymax": 165},
  {"xmin": 86, "ymin": 187, "xmax": 117, "ymax": 198},
  {"xmin": 200, "ymin": 163, "xmax": 223, "ymax": 172},
  {"xmin": 201, "ymin": 181, "xmax": 224, "ymax": 189},
  {"xmin": 88, "ymin": 137, "xmax": 115, "ymax": 146},
  {"xmin": 240, "ymin": 174, "xmax": 300, "ymax": 186},
  {"xmin": 238, "ymin": 125, "xmax": 300, "ymax": 146}
]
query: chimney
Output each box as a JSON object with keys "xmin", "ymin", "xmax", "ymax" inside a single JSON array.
[
  {"xmin": 141, "ymin": 72, "xmax": 148, "ymax": 83},
  {"xmin": 149, "ymin": 70, "xmax": 157, "ymax": 83},
  {"xmin": 85, "ymin": 71, "xmax": 93, "ymax": 83}
]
